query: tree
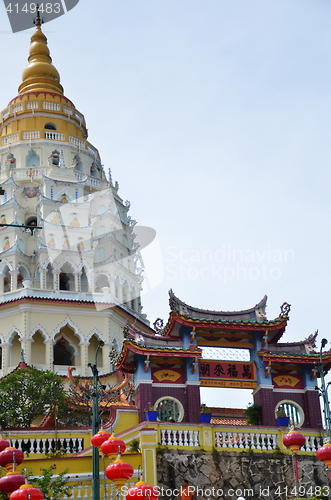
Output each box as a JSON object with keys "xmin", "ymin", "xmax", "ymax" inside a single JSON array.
[
  {"xmin": 244, "ymin": 403, "xmax": 262, "ymax": 425},
  {"xmin": 0, "ymin": 366, "xmax": 68, "ymax": 428}
]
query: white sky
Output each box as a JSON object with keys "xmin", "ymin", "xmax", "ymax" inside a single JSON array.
[{"xmin": 1, "ymin": 0, "xmax": 331, "ymax": 410}]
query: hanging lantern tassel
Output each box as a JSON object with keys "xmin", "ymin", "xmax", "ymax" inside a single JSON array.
[{"xmin": 283, "ymin": 431, "xmax": 306, "ymax": 484}]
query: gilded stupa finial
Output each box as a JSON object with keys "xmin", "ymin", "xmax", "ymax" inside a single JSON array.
[{"xmin": 18, "ymin": 7, "xmax": 63, "ymax": 95}]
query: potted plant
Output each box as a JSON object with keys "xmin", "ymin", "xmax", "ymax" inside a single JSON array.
[
  {"xmin": 276, "ymin": 406, "xmax": 290, "ymax": 427},
  {"xmin": 145, "ymin": 402, "xmax": 158, "ymax": 421},
  {"xmin": 199, "ymin": 403, "xmax": 212, "ymax": 423}
]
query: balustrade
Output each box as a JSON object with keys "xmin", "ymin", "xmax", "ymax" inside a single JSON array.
[
  {"xmin": 45, "ymin": 131, "xmax": 65, "ymax": 141},
  {"xmin": 23, "ymin": 131, "xmax": 40, "ymax": 140},
  {"xmin": 2, "ymin": 133, "xmax": 19, "ymax": 145},
  {"xmin": 69, "ymin": 136, "xmax": 85, "ymax": 148},
  {"xmin": 11, "ymin": 168, "xmax": 46, "ymax": 179},
  {"xmin": 27, "ymin": 101, "xmax": 38, "ymax": 109},
  {"xmin": 12, "ymin": 436, "xmax": 84, "ymax": 455},
  {"xmin": 160, "ymin": 429, "xmax": 200, "ymax": 447},
  {"xmin": 63, "ymin": 105, "xmax": 73, "ymax": 115},
  {"xmin": 12, "ymin": 104, "xmax": 23, "ymax": 113},
  {"xmin": 43, "ymin": 102, "xmax": 60, "ymax": 111}
]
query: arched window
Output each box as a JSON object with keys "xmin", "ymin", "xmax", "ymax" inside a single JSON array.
[
  {"xmin": 7, "ymin": 153, "xmax": 16, "ymax": 168},
  {"xmin": 73, "ymin": 155, "xmax": 83, "ymax": 172},
  {"xmin": 53, "ymin": 338, "xmax": 73, "ymax": 365},
  {"xmin": 44, "ymin": 122, "xmax": 57, "ymax": 130},
  {"xmin": 26, "ymin": 149, "xmax": 40, "ymax": 168},
  {"xmin": 123, "ymin": 234, "xmax": 129, "ymax": 247}
]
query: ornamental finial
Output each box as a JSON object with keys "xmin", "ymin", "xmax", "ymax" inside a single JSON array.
[{"xmin": 34, "ymin": 4, "xmax": 42, "ymax": 29}]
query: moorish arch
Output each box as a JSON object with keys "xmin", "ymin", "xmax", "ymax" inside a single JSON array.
[
  {"xmin": 52, "ymin": 318, "xmax": 82, "ymax": 369},
  {"xmin": 30, "ymin": 328, "xmax": 48, "ymax": 367}
]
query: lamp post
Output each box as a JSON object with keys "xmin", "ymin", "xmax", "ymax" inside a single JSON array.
[
  {"xmin": 316, "ymin": 338, "xmax": 331, "ymax": 441},
  {"xmin": 89, "ymin": 340, "xmax": 104, "ymax": 500}
]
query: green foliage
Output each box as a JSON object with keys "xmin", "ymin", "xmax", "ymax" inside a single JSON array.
[
  {"xmin": 276, "ymin": 406, "xmax": 287, "ymax": 418},
  {"xmin": 156, "ymin": 444, "xmax": 169, "ymax": 456},
  {"xmin": 0, "ymin": 366, "xmax": 68, "ymax": 428},
  {"xmin": 244, "ymin": 403, "xmax": 262, "ymax": 425},
  {"xmin": 200, "ymin": 403, "xmax": 210, "ymax": 414},
  {"xmin": 128, "ymin": 438, "xmax": 141, "ymax": 453},
  {"xmin": 28, "ymin": 465, "xmax": 74, "ymax": 500}
]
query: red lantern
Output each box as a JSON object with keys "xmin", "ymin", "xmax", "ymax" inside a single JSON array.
[
  {"xmin": 53, "ymin": 154, "xmax": 59, "ymax": 158},
  {"xmin": 101, "ymin": 434, "xmax": 126, "ymax": 460},
  {"xmin": 10, "ymin": 484, "xmax": 44, "ymax": 500},
  {"xmin": 282, "ymin": 431, "xmax": 306, "ymax": 454},
  {"xmin": 0, "ymin": 473, "xmax": 25, "ymax": 493},
  {"xmin": 9, "ymin": 159, "xmax": 15, "ymax": 164},
  {"xmin": 91, "ymin": 430, "xmax": 111, "ymax": 450},
  {"xmin": 317, "ymin": 444, "xmax": 331, "ymax": 469},
  {"xmin": 0, "ymin": 440, "xmax": 10, "ymax": 452},
  {"xmin": 0, "ymin": 447, "xmax": 24, "ymax": 471},
  {"xmin": 126, "ymin": 480, "xmax": 159, "ymax": 500},
  {"xmin": 105, "ymin": 458, "xmax": 133, "ymax": 488},
  {"xmin": 283, "ymin": 431, "xmax": 306, "ymax": 482}
]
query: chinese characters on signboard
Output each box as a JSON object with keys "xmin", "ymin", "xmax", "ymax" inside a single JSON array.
[{"xmin": 198, "ymin": 360, "xmax": 257, "ymax": 388}]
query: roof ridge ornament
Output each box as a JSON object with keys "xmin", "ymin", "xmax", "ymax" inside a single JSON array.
[{"xmin": 279, "ymin": 302, "xmax": 291, "ymax": 318}]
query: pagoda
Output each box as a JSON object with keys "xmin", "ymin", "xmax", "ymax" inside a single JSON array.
[{"xmin": 0, "ymin": 14, "xmax": 149, "ymax": 379}]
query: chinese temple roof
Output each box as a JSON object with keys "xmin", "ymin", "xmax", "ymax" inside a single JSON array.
[
  {"xmin": 169, "ymin": 289, "xmax": 268, "ymax": 321},
  {"xmin": 115, "ymin": 338, "xmax": 202, "ymax": 373}
]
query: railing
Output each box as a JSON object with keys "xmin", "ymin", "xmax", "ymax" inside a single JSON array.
[
  {"xmin": 12, "ymin": 436, "xmax": 84, "ymax": 455},
  {"xmin": 12, "ymin": 104, "xmax": 23, "ymax": 113},
  {"xmin": 215, "ymin": 430, "xmax": 278, "ymax": 450},
  {"xmin": 23, "ymin": 131, "xmax": 40, "ymax": 140},
  {"xmin": 65, "ymin": 480, "xmax": 137, "ymax": 500},
  {"xmin": 75, "ymin": 171, "xmax": 102, "ymax": 189},
  {"xmin": 2, "ymin": 133, "xmax": 19, "ymax": 145},
  {"xmin": 75, "ymin": 110, "xmax": 85, "ymax": 124},
  {"xmin": 43, "ymin": 102, "xmax": 60, "ymax": 111},
  {"xmin": 87, "ymin": 144, "xmax": 98, "ymax": 157},
  {"xmin": 63, "ymin": 105, "xmax": 73, "ymax": 115},
  {"xmin": 160, "ymin": 429, "xmax": 200, "ymax": 447},
  {"xmin": 155, "ymin": 423, "xmax": 322, "ymax": 454},
  {"xmin": 27, "ymin": 101, "xmax": 38, "ymax": 109},
  {"xmin": 69, "ymin": 136, "xmax": 85, "ymax": 148},
  {"xmin": 45, "ymin": 132, "xmax": 65, "ymax": 141},
  {"xmin": 2, "ymin": 108, "xmax": 9, "ymax": 120},
  {"xmin": 10, "ymin": 168, "xmax": 46, "ymax": 179}
]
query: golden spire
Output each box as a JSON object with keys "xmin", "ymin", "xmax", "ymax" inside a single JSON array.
[{"xmin": 18, "ymin": 6, "xmax": 63, "ymax": 95}]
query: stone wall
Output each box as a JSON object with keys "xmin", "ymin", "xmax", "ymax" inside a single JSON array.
[{"xmin": 157, "ymin": 449, "xmax": 330, "ymax": 500}]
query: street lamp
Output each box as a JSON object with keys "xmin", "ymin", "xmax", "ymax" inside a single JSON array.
[
  {"xmin": 88, "ymin": 340, "xmax": 104, "ymax": 500},
  {"xmin": 316, "ymin": 338, "xmax": 331, "ymax": 441}
]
